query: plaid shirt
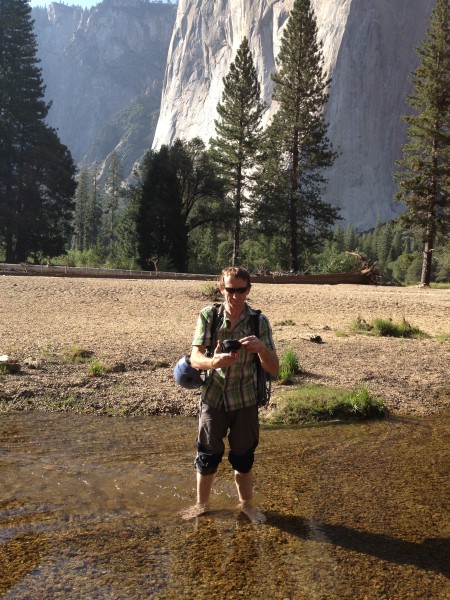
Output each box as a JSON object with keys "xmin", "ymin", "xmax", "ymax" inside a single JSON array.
[{"xmin": 192, "ymin": 303, "xmax": 276, "ymax": 412}]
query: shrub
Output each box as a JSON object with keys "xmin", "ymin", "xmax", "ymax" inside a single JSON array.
[{"xmin": 201, "ymin": 281, "xmax": 222, "ymax": 301}]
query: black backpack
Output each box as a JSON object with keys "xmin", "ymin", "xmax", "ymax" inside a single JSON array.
[{"xmin": 208, "ymin": 303, "xmax": 271, "ymax": 407}]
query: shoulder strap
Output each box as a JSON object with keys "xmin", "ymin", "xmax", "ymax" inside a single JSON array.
[
  {"xmin": 207, "ymin": 302, "xmax": 224, "ymax": 356},
  {"xmin": 249, "ymin": 308, "xmax": 271, "ymax": 407},
  {"xmin": 249, "ymin": 309, "xmax": 261, "ymax": 338}
]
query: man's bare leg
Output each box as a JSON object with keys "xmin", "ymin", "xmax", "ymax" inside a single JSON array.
[
  {"xmin": 234, "ymin": 470, "xmax": 266, "ymax": 524},
  {"xmin": 180, "ymin": 472, "xmax": 215, "ymax": 520}
]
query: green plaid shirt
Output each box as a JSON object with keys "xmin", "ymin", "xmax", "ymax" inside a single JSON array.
[{"xmin": 192, "ymin": 303, "xmax": 276, "ymax": 412}]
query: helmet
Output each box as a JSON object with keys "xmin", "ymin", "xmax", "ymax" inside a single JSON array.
[{"xmin": 174, "ymin": 355, "xmax": 204, "ymax": 389}]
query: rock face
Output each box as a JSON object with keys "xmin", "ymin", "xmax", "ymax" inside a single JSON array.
[
  {"xmin": 153, "ymin": 0, "xmax": 435, "ymax": 229},
  {"xmin": 32, "ymin": 0, "xmax": 176, "ymax": 176}
]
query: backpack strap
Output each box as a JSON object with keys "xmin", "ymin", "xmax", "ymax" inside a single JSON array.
[
  {"xmin": 206, "ymin": 302, "xmax": 224, "ymax": 357},
  {"xmin": 249, "ymin": 308, "xmax": 271, "ymax": 407}
]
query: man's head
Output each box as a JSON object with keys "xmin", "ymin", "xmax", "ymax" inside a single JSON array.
[
  {"xmin": 218, "ymin": 267, "xmax": 251, "ymax": 313},
  {"xmin": 219, "ymin": 266, "xmax": 251, "ymax": 290}
]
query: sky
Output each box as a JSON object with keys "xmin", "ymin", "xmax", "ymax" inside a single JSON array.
[
  {"xmin": 29, "ymin": 1, "xmax": 101, "ymax": 8},
  {"xmin": 29, "ymin": 1, "xmax": 177, "ymax": 8}
]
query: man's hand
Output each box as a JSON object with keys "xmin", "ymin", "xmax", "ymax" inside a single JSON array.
[
  {"xmin": 239, "ymin": 335, "xmax": 266, "ymax": 354},
  {"xmin": 211, "ymin": 340, "xmax": 239, "ymax": 369}
]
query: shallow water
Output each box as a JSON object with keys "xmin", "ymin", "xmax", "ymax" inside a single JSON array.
[{"xmin": 0, "ymin": 412, "xmax": 449, "ymax": 599}]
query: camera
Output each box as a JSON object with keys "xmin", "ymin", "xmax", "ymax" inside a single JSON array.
[{"xmin": 221, "ymin": 339, "xmax": 242, "ymax": 353}]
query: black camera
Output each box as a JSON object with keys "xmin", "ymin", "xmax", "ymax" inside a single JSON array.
[{"xmin": 221, "ymin": 339, "xmax": 242, "ymax": 353}]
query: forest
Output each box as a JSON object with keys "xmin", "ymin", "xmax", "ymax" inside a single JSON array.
[{"xmin": 1, "ymin": 0, "xmax": 449, "ymax": 286}]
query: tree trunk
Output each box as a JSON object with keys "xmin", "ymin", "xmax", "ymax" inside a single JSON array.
[
  {"xmin": 232, "ymin": 168, "xmax": 242, "ymax": 266},
  {"xmin": 420, "ymin": 239, "xmax": 433, "ymax": 286},
  {"xmin": 420, "ymin": 201, "xmax": 437, "ymax": 286},
  {"xmin": 289, "ymin": 139, "xmax": 300, "ymax": 272}
]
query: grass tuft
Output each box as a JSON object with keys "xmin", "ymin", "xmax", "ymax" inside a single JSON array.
[
  {"xmin": 64, "ymin": 345, "xmax": 94, "ymax": 362},
  {"xmin": 436, "ymin": 332, "xmax": 450, "ymax": 342},
  {"xmin": 351, "ymin": 316, "xmax": 427, "ymax": 339},
  {"xmin": 88, "ymin": 359, "xmax": 107, "ymax": 377},
  {"xmin": 277, "ymin": 348, "xmax": 301, "ymax": 384},
  {"xmin": 266, "ymin": 384, "xmax": 387, "ymax": 425}
]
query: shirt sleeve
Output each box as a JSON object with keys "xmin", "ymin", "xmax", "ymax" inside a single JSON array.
[
  {"xmin": 259, "ymin": 313, "xmax": 276, "ymax": 351},
  {"xmin": 192, "ymin": 306, "xmax": 212, "ymax": 347}
]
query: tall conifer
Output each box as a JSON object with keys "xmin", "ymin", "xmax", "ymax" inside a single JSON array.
[
  {"xmin": 257, "ymin": 0, "xmax": 338, "ymax": 272},
  {"xmin": 210, "ymin": 37, "xmax": 265, "ymax": 266},
  {"xmin": 394, "ymin": 0, "xmax": 450, "ymax": 286},
  {"xmin": 0, "ymin": 0, "xmax": 76, "ymax": 262}
]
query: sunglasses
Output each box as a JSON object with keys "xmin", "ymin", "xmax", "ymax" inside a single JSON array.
[{"xmin": 224, "ymin": 286, "xmax": 248, "ymax": 294}]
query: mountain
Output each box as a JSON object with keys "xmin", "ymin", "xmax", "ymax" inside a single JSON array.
[
  {"xmin": 33, "ymin": 0, "xmax": 435, "ymax": 230},
  {"xmin": 154, "ymin": 0, "xmax": 436, "ymax": 230},
  {"xmin": 32, "ymin": 0, "xmax": 176, "ymax": 177}
]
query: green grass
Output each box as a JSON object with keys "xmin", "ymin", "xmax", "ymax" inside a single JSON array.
[
  {"xmin": 266, "ymin": 385, "xmax": 387, "ymax": 425},
  {"xmin": 88, "ymin": 359, "xmax": 107, "ymax": 376},
  {"xmin": 430, "ymin": 283, "xmax": 450, "ymax": 289},
  {"xmin": 436, "ymin": 332, "xmax": 450, "ymax": 342},
  {"xmin": 351, "ymin": 316, "xmax": 427, "ymax": 339},
  {"xmin": 277, "ymin": 348, "xmax": 301, "ymax": 384},
  {"xmin": 274, "ymin": 319, "xmax": 296, "ymax": 326}
]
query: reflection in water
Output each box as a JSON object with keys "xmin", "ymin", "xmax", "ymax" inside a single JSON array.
[{"xmin": 0, "ymin": 412, "xmax": 449, "ymax": 599}]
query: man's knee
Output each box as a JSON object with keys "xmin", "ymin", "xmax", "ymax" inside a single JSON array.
[
  {"xmin": 195, "ymin": 443, "xmax": 223, "ymax": 475},
  {"xmin": 228, "ymin": 447, "xmax": 255, "ymax": 473}
]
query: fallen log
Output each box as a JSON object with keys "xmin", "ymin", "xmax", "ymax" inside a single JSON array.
[{"xmin": 0, "ymin": 262, "xmax": 380, "ymax": 284}]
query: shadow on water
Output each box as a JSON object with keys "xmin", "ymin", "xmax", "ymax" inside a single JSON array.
[{"xmin": 266, "ymin": 512, "xmax": 450, "ymax": 578}]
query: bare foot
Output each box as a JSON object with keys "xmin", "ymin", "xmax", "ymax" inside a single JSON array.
[
  {"xmin": 239, "ymin": 502, "xmax": 266, "ymax": 524},
  {"xmin": 180, "ymin": 503, "xmax": 210, "ymax": 520}
]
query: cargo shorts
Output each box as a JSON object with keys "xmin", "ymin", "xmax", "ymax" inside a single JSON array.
[{"xmin": 194, "ymin": 402, "xmax": 259, "ymax": 475}]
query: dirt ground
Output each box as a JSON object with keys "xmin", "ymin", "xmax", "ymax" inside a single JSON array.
[{"xmin": 0, "ymin": 275, "xmax": 449, "ymax": 417}]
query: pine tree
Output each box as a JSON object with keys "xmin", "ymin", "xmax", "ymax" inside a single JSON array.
[
  {"xmin": 394, "ymin": 0, "xmax": 450, "ymax": 286},
  {"xmin": 0, "ymin": 0, "xmax": 76, "ymax": 262},
  {"xmin": 257, "ymin": 0, "xmax": 339, "ymax": 272},
  {"xmin": 210, "ymin": 37, "xmax": 265, "ymax": 266},
  {"xmin": 103, "ymin": 151, "xmax": 124, "ymax": 258},
  {"xmin": 72, "ymin": 167, "xmax": 90, "ymax": 251},
  {"xmin": 85, "ymin": 163, "xmax": 103, "ymax": 250}
]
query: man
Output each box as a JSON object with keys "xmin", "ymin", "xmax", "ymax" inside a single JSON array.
[{"xmin": 182, "ymin": 266, "xmax": 279, "ymax": 523}]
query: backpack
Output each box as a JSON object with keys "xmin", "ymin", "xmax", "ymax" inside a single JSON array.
[{"xmin": 207, "ymin": 303, "xmax": 271, "ymax": 407}]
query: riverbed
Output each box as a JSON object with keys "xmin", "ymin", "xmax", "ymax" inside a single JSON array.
[{"xmin": 1, "ymin": 411, "xmax": 448, "ymax": 599}]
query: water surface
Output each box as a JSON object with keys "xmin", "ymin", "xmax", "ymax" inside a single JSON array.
[{"xmin": 1, "ymin": 412, "xmax": 449, "ymax": 599}]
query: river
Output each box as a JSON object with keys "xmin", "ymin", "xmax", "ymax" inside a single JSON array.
[{"xmin": 1, "ymin": 411, "xmax": 449, "ymax": 599}]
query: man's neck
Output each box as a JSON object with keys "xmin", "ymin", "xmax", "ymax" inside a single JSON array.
[{"xmin": 225, "ymin": 302, "xmax": 246, "ymax": 323}]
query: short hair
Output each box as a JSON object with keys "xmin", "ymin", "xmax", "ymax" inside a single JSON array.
[{"xmin": 219, "ymin": 266, "xmax": 251, "ymax": 288}]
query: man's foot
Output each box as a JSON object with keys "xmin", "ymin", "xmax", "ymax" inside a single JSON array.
[
  {"xmin": 180, "ymin": 503, "xmax": 210, "ymax": 520},
  {"xmin": 238, "ymin": 502, "xmax": 266, "ymax": 524}
]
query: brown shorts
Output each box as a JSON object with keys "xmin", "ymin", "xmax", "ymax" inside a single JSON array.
[{"xmin": 195, "ymin": 402, "xmax": 259, "ymax": 475}]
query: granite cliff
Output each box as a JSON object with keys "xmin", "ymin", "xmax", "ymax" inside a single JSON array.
[
  {"xmin": 32, "ymin": 0, "xmax": 176, "ymax": 177},
  {"xmin": 154, "ymin": 0, "xmax": 436, "ymax": 229}
]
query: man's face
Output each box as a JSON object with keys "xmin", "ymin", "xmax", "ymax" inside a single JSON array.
[{"xmin": 220, "ymin": 275, "xmax": 250, "ymax": 313}]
